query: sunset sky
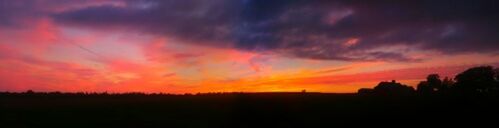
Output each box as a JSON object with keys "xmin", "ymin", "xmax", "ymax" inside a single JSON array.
[{"xmin": 1, "ymin": 0, "xmax": 498, "ymax": 93}]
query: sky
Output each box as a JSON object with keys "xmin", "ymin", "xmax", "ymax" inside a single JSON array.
[{"xmin": 1, "ymin": 0, "xmax": 499, "ymax": 93}]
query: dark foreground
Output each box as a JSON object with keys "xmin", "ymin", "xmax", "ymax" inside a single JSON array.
[{"xmin": 1, "ymin": 92, "xmax": 498, "ymax": 128}]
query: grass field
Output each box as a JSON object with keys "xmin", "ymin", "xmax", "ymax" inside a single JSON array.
[{"xmin": 1, "ymin": 92, "xmax": 498, "ymax": 127}]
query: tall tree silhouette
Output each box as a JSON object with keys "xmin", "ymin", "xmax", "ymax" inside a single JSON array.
[
  {"xmin": 427, "ymin": 74, "xmax": 443, "ymax": 91},
  {"xmin": 417, "ymin": 74, "xmax": 444, "ymax": 94},
  {"xmin": 453, "ymin": 66, "xmax": 498, "ymax": 94}
]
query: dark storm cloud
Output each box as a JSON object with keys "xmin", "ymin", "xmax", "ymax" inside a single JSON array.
[
  {"xmin": 0, "ymin": 0, "xmax": 119, "ymax": 27},
  {"xmin": 49, "ymin": 0, "xmax": 499, "ymax": 61},
  {"xmin": 53, "ymin": 0, "xmax": 241, "ymax": 45},
  {"xmin": 0, "ymin": 0, "xmax": 40, "ymax": 27}
]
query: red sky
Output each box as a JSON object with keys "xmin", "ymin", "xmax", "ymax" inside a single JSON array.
[{"xmin": 1, "ymin": 0, "xmax": 498, "ymax": 93}]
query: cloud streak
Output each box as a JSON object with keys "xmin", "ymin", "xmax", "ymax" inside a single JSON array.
[{"xmin": 48, "ymin": 0, "xmax": 499, "ymax": 61}]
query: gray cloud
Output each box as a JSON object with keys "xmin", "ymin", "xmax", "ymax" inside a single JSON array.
[{"xmin": 5, "ymin": 0, "xmax": 497, "ymax": 61}]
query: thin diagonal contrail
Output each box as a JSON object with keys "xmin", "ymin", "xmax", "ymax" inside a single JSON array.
[{"xmin": 64, "ymin": 40, "xmax": 105, "ymax": 59}]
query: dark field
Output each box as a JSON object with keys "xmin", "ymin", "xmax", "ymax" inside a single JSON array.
[{"xmin": 1, "ymin": 92, "xmax": 498, "ymax": 127}]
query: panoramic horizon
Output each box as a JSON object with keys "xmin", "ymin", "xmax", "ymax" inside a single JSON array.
[
  {"xmin": 1, "ymin": 0, "xmax": 499, "ymax": 94},
  {"xmin": 2, "ymin": 1, "xmax": 499, "ymax": 127}
]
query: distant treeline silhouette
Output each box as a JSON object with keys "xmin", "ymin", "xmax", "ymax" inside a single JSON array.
[{"xmin": 358, "ymin": 66, "xmax": 499, "ymax": 96}]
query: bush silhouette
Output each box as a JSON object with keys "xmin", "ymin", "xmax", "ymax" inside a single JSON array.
[{"xmin": 372, "ymin": 80, "xmax": 415, "ymax": 95}]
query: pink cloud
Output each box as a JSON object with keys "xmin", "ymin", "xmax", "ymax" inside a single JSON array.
[{"xmin": 0, "ymin": 55, "xmax": 101, "ymax": 92}]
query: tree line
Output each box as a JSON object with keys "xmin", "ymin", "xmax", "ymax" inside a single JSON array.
[{"xmin": 358, "ymin": 66, "xmax": 499, "ymax": 96}]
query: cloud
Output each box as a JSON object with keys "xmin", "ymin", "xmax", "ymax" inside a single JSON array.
[
  {"xmin": 162, "ymin": 73, "xmax": 176, "ymax": 78},
  {"xmin": 2, "ymin": 0, "xmax": 497, "ymax": 62},
  {"xmin": 0, "ymin": 49, "xmax": 101, "ymax": 91},
  {"xmin": 315, "ymin": 67, "xmax": 352, "ymax": 74}
]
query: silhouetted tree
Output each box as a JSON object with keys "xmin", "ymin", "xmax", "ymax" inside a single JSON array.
[
  {"xmin": 441, "ymin": 77, "xmax": 454, "ymax": 91},
  {"xmin": 417, "ymin": 74, "xmax": 446, "ymax": 94},
  {"xmin": 373, "ymin": 80, "xmax": 415, "ymax": 95},
  {"xmin": 417, "ymin": 81, "xmax": 432, "ymax": 94},
  {"xmin": 427, "ymin": 74, "xmax": 443, "ymax": 91},
  {"xmin": 453, "ymin": 66, "xmax": 498, "ymax": 94},
  {"xmin": 26, "ymin": 90, "xmax": 34, "ymax": 94}
]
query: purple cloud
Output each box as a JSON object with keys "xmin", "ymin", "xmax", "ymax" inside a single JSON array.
[{"xmin": 3, "ymin": 0, "xmax": 497, "ymax": 61}]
